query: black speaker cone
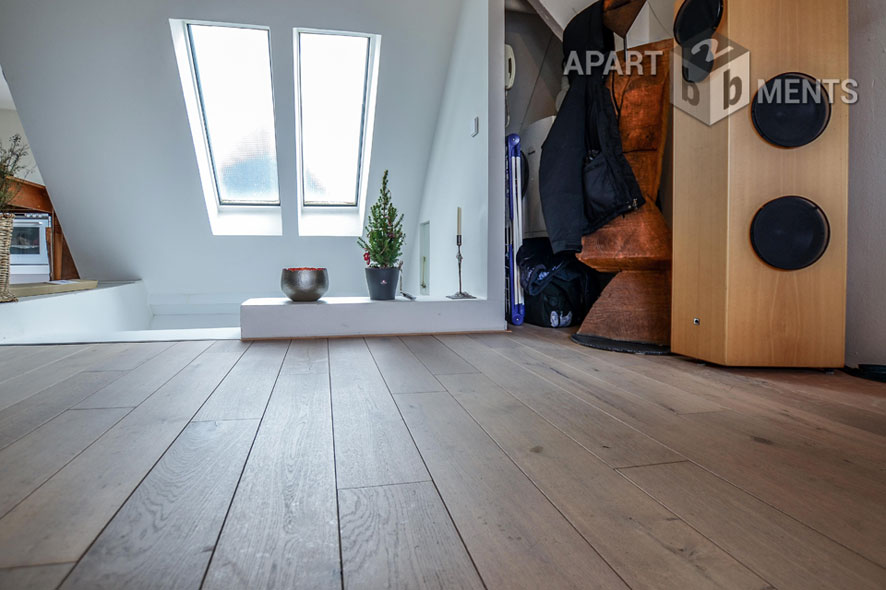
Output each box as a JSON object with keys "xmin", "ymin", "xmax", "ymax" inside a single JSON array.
[
  {"xmin": 751, "ymin": 196, "xmax": 830, "ymax": 271},
  {"xmin": 674, "ymin": 0, "xmax": 725, "ymax": 46},
  {"xmin": 752, "ymin": 73, "xmax": 832, "ymax": 148},
  {"xmin": 675, "ymin": 0, "xmax": 724, "ymax": 83}
]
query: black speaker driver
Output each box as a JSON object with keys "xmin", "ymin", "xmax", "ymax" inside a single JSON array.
[
  {"xmin": 674, "ymin": 0, "xmax": 725, "ymax": 46},
  {"xmin": 750, "ymin": 196, "xmax": 830, "ymax": 271},
  {"xmin": 752, "ymin": 73, "xmax": 832, "ymax": 148}
]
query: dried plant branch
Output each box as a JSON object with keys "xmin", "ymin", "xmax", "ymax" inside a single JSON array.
[{"xmin": 0, "ymin": 134, "xmax": 32, "ymax": 211}]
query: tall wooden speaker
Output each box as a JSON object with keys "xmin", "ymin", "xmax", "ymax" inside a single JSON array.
[{"xmin": 671, "ymin": 0, "xmax": 849, "ymax": 367}]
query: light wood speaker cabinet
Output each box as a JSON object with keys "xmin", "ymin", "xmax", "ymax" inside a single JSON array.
[{"xmin": 671, "ymin": 0, "xmax": 849, "ymax": 367}]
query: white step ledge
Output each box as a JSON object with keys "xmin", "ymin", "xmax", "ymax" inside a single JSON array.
[{"xmin": 240, "ymin": 296, "xmax": 506, "ymax": 340}]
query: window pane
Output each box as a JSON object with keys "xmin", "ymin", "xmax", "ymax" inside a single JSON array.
[
  {"xmin": 298, "ymin": 33, "xmax": 370, "ymax": 206},
  {"xmin": 189, "ymin": 24, "xmax": 279, "ymax": 205},
  {"xmin": 11, "ymin": 227, "xmax": 40, "ymax": 255}
]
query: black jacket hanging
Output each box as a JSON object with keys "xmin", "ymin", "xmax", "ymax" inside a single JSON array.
[{"xmin": 539, "ymin": 0, "xmax": 645, "ymax": 254}]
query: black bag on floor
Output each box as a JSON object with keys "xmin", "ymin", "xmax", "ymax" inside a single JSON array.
[{"xmin": 516, "ymin": 238, "xmax": 611, "ymax": 328}]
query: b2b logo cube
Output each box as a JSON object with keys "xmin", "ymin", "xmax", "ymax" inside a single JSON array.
[{"xmin": 672, "ymin": 33, "xmax": 751, "ymax": 126}]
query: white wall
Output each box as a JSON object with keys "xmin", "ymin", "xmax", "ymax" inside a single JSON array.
[
  {"xmin": 0, "ymin": 0, "xmax": 462, "ymax": 309},
  {"xmin": 0, "ymin": 64, "xmax": 15, "ymax": 109},
  {"xmin": 638, "ymin": 0, "xmax": 674, "ymax": 46},
  {"xmin": 847, "ymin": 0, "xmax": 886, "ymax": 367},
  {"xmin": 505, "ymin": 10, "xmax": 563, "ymax": 136},
  {"xmin": 525, "ymin": 0, "xmax": 673, "ymax": 41},
  {"xmin": 0, "ymin": 282, "xmax": 152, "ymax": 344},
  {"xmin": 0, "ymin": 108, "xmax": 43, "ymax": 184},
  {"xmin": 406, "ymin": 0, "xmax": 491, "ymax": 299}
]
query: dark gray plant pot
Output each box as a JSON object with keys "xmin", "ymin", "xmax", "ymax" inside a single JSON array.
[
  {"xmin": 281, "ymin": 268, "xmax": 329, "ymax": 302},
  {"xmin": 365, "ymin": 267, "xmax": 399, "ymax": 301}
]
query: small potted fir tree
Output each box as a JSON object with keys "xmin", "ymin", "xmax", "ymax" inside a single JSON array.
[
  {"xmin": 358, "ymin": 170, "xmax": 405, "ymax": 301},
  {"xmin": 0, "ymin": 134, "xmax": 31, "ymax": 303}
]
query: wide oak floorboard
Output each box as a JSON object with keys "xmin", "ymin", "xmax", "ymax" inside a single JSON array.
[
  {"xmin": 622, "ymin": 461, "xmax": 886, "ymax": 590},
  {"xmin": 504, "ymin": 328, "xmax": 886, "ymax": 565},
  {"xmin": 202, "ymin": 341, "xmax": 341, "ymax": 590},
  {"xmin": 441, "ymin": 373, "xmax": 770, "ymax": 590},
  {"xmin": 60, "ymin": 420, "xmax": 257, "ymax": 590},
  {"xmin": 194, "ymin": 340, "xmax": 288, "ymax": 421},
  {"xmin": 328, "ymin": 338, "xmax": 428, "ymax": 489},
  {"xmin": 339, "ymin": 481, "xmax": 483, "ymax": 590},
  {"xmin": 0, "ymin": 370, "xmax": 125, "ymax": 450},
  {"xmin": 366, "ymin": 337, "xmax": 445, "ymax": 394},
  {"xmin": 0, "ymin": 408, "xmax": 128, "ymax": 517},
  {"xmin": 396, "ymin": 391, "xmax": 629, "ymax": 590},
  {"xmin": 0, "ymin": 350, "xmax": 245, "ymax": 567},
  {"xmin": 76, "ymin": 341, "xmax": 215, "ymax": 409},
  {"xmin": 0, "ymin": 344, "xmax": 131, "ymax": 412},
  {"xmin": 0, "ymin": 332, "xmax": 883, "ymax": 589},
  {"xmin": 0, "ymin": 563, "xmax": 74, "ymax": 590},
  {"xmin": 401, "ymin": 335, "xmax": 478, "ymax": 375}
]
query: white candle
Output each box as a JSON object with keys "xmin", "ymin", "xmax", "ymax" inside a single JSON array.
[{"xmin": 457, "ymin": 207, "xmax": 463, "ymax": 235}]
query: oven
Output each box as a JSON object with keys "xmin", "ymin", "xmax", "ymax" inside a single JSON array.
[{"xmin": 10, "ymin": 213, "xmax": 52, "ymax": 284}]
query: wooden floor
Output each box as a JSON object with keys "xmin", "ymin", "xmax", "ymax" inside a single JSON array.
[{"xmin": 0, "ymin": 326, "xmax": 884, "ymax": 590}]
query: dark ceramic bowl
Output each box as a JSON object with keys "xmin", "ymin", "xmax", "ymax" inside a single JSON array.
[{"xmin": 281, "ymin": 268, "xmax": 329, "ymax": 302}]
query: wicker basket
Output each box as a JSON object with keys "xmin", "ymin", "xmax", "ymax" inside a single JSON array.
[{"xmin": 0, "ymin": 213, "xmax": 17, "ymax": 303}]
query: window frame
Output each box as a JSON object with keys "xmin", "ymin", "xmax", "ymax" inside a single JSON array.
[
  {"xmin": 184, "ymin": 21, "xmax": 281, "ymax": 208},
  {"xmin": 293, "ymin": 28, "xmax": 380, "ymax": 210}
]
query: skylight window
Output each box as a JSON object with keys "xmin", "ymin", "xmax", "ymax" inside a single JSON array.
[
  {"xmin": 187, "ymin": 24, "xmax": 279, "ymax": 206},
  {"xmin": 295, "ymin": 30, "xmax": 380, "ymax": 207}
]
